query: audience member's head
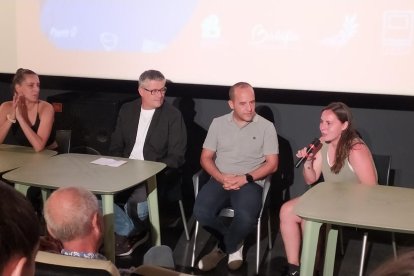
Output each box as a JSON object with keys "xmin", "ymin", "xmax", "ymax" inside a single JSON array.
[
  {"xmin": 371, "ymin": 250, "xmax": 414, "ymax": 276},
  {"xmin": 0, "ymin": 182, "xmax": 40, "ymax": 276},
  {"xmin": 43, "ymin": 187, "xmax": 103, "ymax": 253}
]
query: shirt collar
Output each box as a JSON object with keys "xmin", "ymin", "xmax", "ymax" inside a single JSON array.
[
  {"xmin": 61, "ymin": 249, "xmax": 107, "ymax": 260},
  {"xmin": 227, "ymin": 111, "xmax": 258, "ymax": 123}
]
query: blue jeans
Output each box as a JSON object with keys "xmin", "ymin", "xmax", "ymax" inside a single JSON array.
[
  {"xmin": 193, "ymin": 178, "xmax": 262, "ymax": 254},
  {"xmin": 98, "ymin": 200, "xmax": 148, "ymax": 237}
]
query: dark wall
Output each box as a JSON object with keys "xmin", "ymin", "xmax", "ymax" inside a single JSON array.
[{"xmin": 1, "ymin": 75, "xmax": 414, "ymax": 197}]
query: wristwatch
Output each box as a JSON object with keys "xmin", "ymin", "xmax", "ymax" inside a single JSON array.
[{"xmin": 245, "ymin": 173, "xmax": 254, "ymax": 182}]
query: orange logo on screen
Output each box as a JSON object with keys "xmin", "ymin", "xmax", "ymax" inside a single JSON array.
[{"xmin": 52, "ymin": 103, "xmax": 63, "ymax": 113}]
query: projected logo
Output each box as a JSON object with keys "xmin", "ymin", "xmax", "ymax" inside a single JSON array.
[
  {"xmin": 321, "ymin": 14, "xmax": 358, "ymax": 47},
  {"xmin": 201, "ymin": 14, "xmax": 221, "ymax": 39},
  {"xmin": 40, "ymin": 0, "xmax": 199, "ymax": 52},
  {"xmin": 382, "ymin": 11, "xmax": 414, "ymax": 55},
  {"xmin": 250, "ymin": 24, "xmax": 300, "ymax": 49}
]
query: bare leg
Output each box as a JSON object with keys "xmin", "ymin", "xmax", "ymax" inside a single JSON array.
[{"xmin": 280, "ymin": 197, "xmax": 303, "ymax": 265}]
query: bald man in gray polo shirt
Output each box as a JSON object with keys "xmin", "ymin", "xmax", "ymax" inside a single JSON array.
[{"xmin": 193, "ymin": 82, "xmax": 279, "ymax": 272}]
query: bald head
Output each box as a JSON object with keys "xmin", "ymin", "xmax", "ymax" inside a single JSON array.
[{"xmin": 44, "ymin": 187, "xmax": 99, "ymax": 242}]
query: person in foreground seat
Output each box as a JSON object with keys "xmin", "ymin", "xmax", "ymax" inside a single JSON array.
[
  {"xmin": 279, "ymin": 102, "xmax": 377, "ymax": 276},
  {"xmin": 193, "ymin": 82, "xmax": 279, "ymax": 271},
  {"xmin": 0, "ymin": 182, "xmax": 40, "ymax": 276},
  {"xmin": 43, "ymin": 186, "xmax": 105, "ymax": 260}
]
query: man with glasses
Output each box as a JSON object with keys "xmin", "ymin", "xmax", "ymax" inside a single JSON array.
[{"xmin": 109, "ymin": 70, "xmax": 187, "ymax": 256}]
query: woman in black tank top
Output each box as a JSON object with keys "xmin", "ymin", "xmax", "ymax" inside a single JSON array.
[
  {"xmin": 0, "ymin": 68, "xmax": 56, "ymax": 151},
  {"xmin": 0, "ymin": 68, "xmax": 57, "ymax": 219}
]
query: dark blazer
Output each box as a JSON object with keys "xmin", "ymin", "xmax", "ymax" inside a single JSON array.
[{"xmin": 109, "ymin": 98, "xmax": 186, "ymax": 169}]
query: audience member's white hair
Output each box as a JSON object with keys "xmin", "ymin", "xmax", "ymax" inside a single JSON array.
[{"xmin": 44, "ymin": 186, "xmax": 99, "ymax": 242}]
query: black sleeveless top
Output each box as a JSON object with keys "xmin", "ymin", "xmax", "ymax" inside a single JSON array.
[{"xmin": 4, "ymin": 114, "xmax": 56, "ymax": 148}]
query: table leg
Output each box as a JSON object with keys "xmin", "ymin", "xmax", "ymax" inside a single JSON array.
[
  {"xmin": 101, "ymin": 194, "xmax": 115, "ymax": 263},
  {"xmin": 14, "ymin": 183, "xmax": 29, "ymax": 195},
  {"xmin": 146, "ymin": 175, "xmax": 161, "ymax": 245},
  {"xmin": 41, "ymin": 189, "xmax": 51, "ymax": 203},
  {"xmin": 300, "ymin": 220, "xmax": 323, "ymax": 276},
  {"xmin": 324, "ymin": 224, "xmax": 338, "ymax": 276}
]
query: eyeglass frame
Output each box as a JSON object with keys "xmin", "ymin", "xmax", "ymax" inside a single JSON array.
[{"xmin": 141, "ymin": 87, "xmax": 167, "ymax": 95}]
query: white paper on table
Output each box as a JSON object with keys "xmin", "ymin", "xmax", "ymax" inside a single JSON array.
[{"xmin": 91, "ymin": 157, "xmax": 127, "ymax": 167}]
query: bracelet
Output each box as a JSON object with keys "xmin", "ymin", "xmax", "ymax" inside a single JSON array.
[{"xmin": 6, "ymin": 114, "xmax": 16, "ymax": 124}]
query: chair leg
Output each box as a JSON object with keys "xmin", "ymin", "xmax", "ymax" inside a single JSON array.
[
  {"xmin": 178, "ymin": 200, "xmax": 190, "ymax": 241},
  {"xmin": 359, "ymin": 232, "xmax": 368, "ymax": 276},
  {"xmin": 191, "ymin": 220, "xmax": 200, "ymax": 268},
  {"xmin": 339, "ymin": 226, "xmax": 345, "ymax": 255},
  {"xmin": 267, "ymin": 213, "xmax": 272, "ymax": 250},
  {"xmin": 391, "ymin": 232, "xmax": 398, "ymax": 259},
  {"xmin": 256, "ymin": 217, "xmax": 261, "ymax": 275}
]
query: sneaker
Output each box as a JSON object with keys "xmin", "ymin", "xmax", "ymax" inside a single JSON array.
[
  {"xmin": 284, "ymin": 263, "xmax": 300, "ymax": 276},
  {"xmin": 197, "ymin": 246, "xmax": 227, "ymax": 271},
  {"xmin": 228, "ymin": 244, "xmax": 244, "ymax": 270},
  {"xmin": 115, "ymin": 231, "xmax": 149, "ymax": 256}
]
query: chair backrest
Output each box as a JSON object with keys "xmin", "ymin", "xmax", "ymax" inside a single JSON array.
[
  {"xmin": 70, "ymin": 145, "xmax": 101, "ymax": 155},
  {"xmin": 35, "ymin": 251, "xmax": 120, "ymax": 276},
  {"xmin": 372, "ymin": 154, "xmax": 391, "ymax": 186},
  {"xmin": 55, "ymin": 130, "xmax": 71, "ymax": 154}
]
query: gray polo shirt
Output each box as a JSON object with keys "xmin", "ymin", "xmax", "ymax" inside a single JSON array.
[{"xmin": 203, "ymin": 112, "xmax": 278, "ymax": 185}]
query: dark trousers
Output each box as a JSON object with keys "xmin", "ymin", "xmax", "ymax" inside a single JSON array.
[{"xmin": 193, "ymin": 178, "xmax": 262, "ymax": 254}]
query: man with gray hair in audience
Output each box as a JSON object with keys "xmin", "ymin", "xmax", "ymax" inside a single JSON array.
[{"xmin": 43, "ymin": 186, "xmax": 105, "ymax": 259}]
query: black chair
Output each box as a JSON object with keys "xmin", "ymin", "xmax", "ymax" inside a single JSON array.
[
  {"xmin": 158, "ymin": 168, "xmax": 190, "ymax": 241},
  {"xmin": 339, "ymin": 154, "xmax": 397, "ymax": 276},
  {"xmin": 70, "ymin": 145, "xmax": 101, "ymax": 155},
  {"xmin": 35, "ymin": 251, "xmax": 119, "ymax": 276},
  {"xmin": 190, "ymin": 169, "xmax": 272, "ymax": 275},
  {"xmin": 55, "ymin": 130, "xmax": 71, "ymax": 154},
  {"xmin": 360, "ymin": 155, "xmax": 397, "ymax": 275}
]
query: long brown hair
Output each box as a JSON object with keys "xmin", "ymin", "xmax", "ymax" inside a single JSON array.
[{"xmin": 323, "ymin": 102, "xmax": 362, "ymax": 174}]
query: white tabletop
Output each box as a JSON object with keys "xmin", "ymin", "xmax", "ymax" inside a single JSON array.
[
  {"xmin": 3, "ymin": 153, "xmax": 166, "ymax": 194},
  {"xmin": 295, "ymin": 181, "xmax": 414, "ymax": 276},
  {"xmin": 295, "ymin": 181, "xmax": 414, "ymax": 233},
  {"xmin": 3, "ymin": 153, "xmax": 166, "ymax": 262},
  {"xmin": 0, "ymin": 144, "xmax": 57, "ymax": 173}
]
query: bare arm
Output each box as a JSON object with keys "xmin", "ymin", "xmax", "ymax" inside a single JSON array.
[
  {"xmin": 200, "ymin": 148, "xmax": 224, "ymax": 184},
  {"xmin": 348, "ymin": 143, "xmax": 377, "ymax": 186},
  {"xmin": 223, "ymin": 154, "xmax": 278, "ymax": 190},
  {"xmin": 249, "ymin": 153, "xmax": 278, "ymax": 181},
  {"xmin": 300, "ymin": 149, "xmax": 322, "ymax": 185},
  {"xmin": 17, "ymin": 101, "xmax": 54, "ymax": 152},
  {"xmin": 0, "ymin": 102, "xmax": 15, "ymax": 144}
]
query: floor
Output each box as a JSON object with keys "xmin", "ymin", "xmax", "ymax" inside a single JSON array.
[{"xmin": 115, "ymin": 212, "xmax": 414, "ymax": 276}]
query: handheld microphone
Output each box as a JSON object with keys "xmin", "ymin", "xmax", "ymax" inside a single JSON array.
[{"xmin": 294, "ymin": 138, "xmax": 322, "ymax": 168}]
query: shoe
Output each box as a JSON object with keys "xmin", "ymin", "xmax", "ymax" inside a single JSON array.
[
  {"xmin": 197, "ymin": 246, "xmax": 227, "ymax": 271},
  {"xmin": 115, "ymin": 231, "xmax": 149, "ymax": 256},
  {"xmin": 228, "ymin": 244, "xmax": 244, "ymax": 270},
  {"xmin": 283, "ymin": 263, "xmax": 300, "ymax": 276}
]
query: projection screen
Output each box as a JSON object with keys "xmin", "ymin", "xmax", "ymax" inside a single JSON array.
[{"xmin": 1, "ymin": 0, "xmax": 414, "ymax": 96}]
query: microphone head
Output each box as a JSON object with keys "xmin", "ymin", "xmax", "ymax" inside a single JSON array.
[{"xmin": 311, "ymin": 138, "xmax": 321, "ymax": 147}]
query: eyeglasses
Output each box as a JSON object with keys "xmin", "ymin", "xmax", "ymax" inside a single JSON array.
[{"xmin": 142, "ymin": 87, "xmax": 167, "ymax": 95}]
